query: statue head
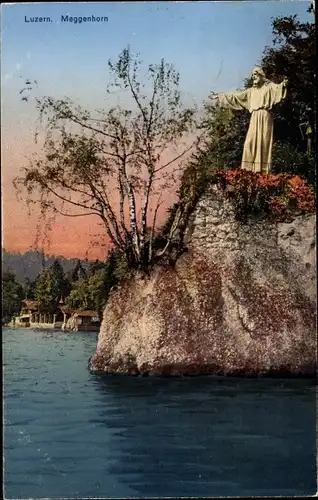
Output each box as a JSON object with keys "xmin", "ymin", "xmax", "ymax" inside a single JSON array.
[{"xmin": 251, "ymin": 66, "xmax": 266, "ymax": 87}]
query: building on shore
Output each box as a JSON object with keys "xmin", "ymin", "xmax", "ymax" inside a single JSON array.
[
  {"xmin": 9, "ymin": 314, "xmax": 31, "ymax": 327},
  {"xmin": 61, "ymin": 307, "xmax": 101, "ymax": 332},
  {"xmin": 13, "ymin": 299, "xmax": 65, "ymax": 328},
  {"xmin": 8, "ymin": 300, "xmax": 100, "ymax": 332}
]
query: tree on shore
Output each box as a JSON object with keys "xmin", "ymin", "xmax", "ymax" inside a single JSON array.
[
  {"xmin": 35, "ymin": 260, "xmax": 70, "ymax": 317},
  {"xmin": 15, "ymin": 47, "xmax": 197, "ymax": 270},
  {"xmin": 261, "ymin": 14, "xmax": 316, "ymax": 182},
  {"xmin": 23, "ymin": 277, "xmax": 37, "ymax": 300},
  {"xmin": 2, "ymin": 271, "xmax": 24, "ymax": 323},
  {"xmin": 67, "ymin": 259, "xmax": 87, "ymax": 283},
  {"xmin": 65, "ymin": 248, "xmax": 130, "ymax": 317}
]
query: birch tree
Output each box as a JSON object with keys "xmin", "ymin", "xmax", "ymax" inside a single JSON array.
[{"xmin": 15, "ymin": 47, "xmax": 197, "ymax": 268}]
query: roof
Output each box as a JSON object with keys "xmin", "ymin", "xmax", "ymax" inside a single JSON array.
[
  {"xmin": 22, "ymin": 300, "xmax": 40, "ymax": 310},
  {"xmin": 59, "ymin": 307, "xmax": 98, "ymax": 318},
  {"xmin": 59, "ymin": 306, "xmax": 74, "ymax": 314},
  {"xmin": 74, "ymin": 310, "xmax": 99, "ymax": 318}
]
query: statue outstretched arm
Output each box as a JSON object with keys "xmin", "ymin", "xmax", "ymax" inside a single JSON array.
[{"xmin": 209, "ymin": 89, "xmax": 249, "ymax": 111}]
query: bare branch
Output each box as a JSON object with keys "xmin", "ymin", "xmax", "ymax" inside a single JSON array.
[
  {"xmin": 156, "ymin": 206, "xmax": 183, "ymax": 258},
  {"xmin": 154, "ymin": 135, "xmax": 202, "ymax": 173},
  {"xmin": 52, "ymin": 207, "xmax": 100, "ymax": 217}
]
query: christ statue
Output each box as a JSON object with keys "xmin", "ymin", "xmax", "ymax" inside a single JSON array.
[{"xmin": 210, "ymin": 67, "xmax": 288, "ymax": 174}]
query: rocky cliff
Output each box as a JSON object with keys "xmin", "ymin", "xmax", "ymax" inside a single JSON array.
[{"xmin": 89, "ymin": 185, "xmax": 316, "ymax": 377}]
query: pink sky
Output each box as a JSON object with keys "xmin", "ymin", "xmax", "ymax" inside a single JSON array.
[
  {"xmin": 2, "ymin": 129, "xmax": 189, "ymax": 260},
  {"xmin": 2, "ymin": 155, "xmax": 181, "ymax": 260}
]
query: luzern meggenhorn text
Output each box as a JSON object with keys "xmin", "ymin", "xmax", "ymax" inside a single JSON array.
[{"xmin": 61, "ymin": 15, "xmax": 109, "ymax": 24}]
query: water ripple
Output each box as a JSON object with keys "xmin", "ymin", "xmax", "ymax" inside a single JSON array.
[{"xmin": 3, "ymin": 327, "xmax": 317, "ymax": 499}]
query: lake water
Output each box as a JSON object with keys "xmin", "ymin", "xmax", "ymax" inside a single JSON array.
[{"xmin": 3, "ymin": 327, "xmax": 317, "ymax": 498}]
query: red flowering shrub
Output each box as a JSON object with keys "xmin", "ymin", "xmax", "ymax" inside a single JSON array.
[
  {"xmin": 287, "ymin": 176, "xmax": 316, "ymax": 212},
  {"xmin": 212, "ymin": 169, "xmax": 315, "ymax": 221}
]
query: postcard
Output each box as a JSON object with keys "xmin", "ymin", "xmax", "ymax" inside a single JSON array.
[{"xmin": 2, "ymin": 1, "xmax": 316, "ymax": 499}]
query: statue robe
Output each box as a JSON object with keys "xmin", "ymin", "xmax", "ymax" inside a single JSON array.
[{"xmin": 218, "ymin": 82, "xmax": 287, "ymax": 173}]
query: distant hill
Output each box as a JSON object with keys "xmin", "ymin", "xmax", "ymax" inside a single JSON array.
[{"xmin": 2, "ymin": 249, "xmax": 92, "ymax": 284}]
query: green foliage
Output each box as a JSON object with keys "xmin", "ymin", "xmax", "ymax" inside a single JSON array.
[
  {"xmin": 197, "ymin": 103, "xmax": 250, "ymax": 174},
  {"xmin": 50, "ymin": 260, "xmax": 70, "ymax": 297},
  {"xmin": 87, "ymin": 269, "xmax": 109, "ymax": 314},
  {"xmin": 272, "ymin": 141, "xmax": 315, "ymax": 185},
  {"xmin": 35, "ymin": 260, "xmax": 70, "ymax": 314},
  {"xmin": 23, "ymin": 277, "xmax": 36, "ymax": 300},
  {"xmin": 261, "ymin": 15, "xmax": 315, "ymax": 140},
  {"xmin": 159, "ymin": 203, "xmax": 180, "ymax": 237},
  {"xmin": 65, "ymin": 249, "xmax": 132, "ymax": 315},
  {"xmin": 111, "ymin": 250, "xmax": 133, "ymax": 283},
  {"xmin": 88, "ymin": 260, "xmax": 106, "ymax": 276},
  {"xmin": 2, "ymin": 271, "xmax": 24, "ymax": 323},
  {"xmin": 65, "ymin": 277, "xmax": 91, "ymax": 311},
  {"xmin": 66, "ymin": 266, "xmax": 111, "ymax": 314},
  {"xmin": 260, "ymin": 15, "xmax": 316, "ymax": 181},
  {"xmin": 68, "ymin": 259, "xmax": 87, "ymax": 282}
]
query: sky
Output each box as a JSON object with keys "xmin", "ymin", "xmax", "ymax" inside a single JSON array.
[{"xmin": 1, "ymin": 0, "xmax": 313, "ymax": 260}]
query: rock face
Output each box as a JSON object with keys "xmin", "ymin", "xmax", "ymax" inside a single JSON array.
[{"xmin": 89, "ymin": 185, "xmax": 316, "ymax": 377}]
